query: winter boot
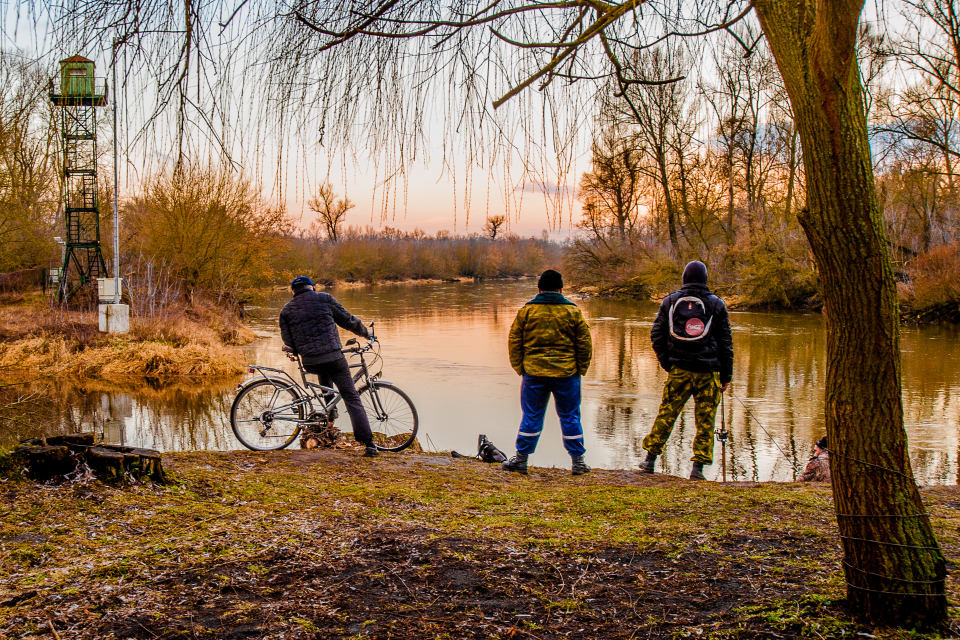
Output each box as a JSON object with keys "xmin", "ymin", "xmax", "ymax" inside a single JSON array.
[
  {"xmin": 364, "ymin": 444, "xmax": 380, "ymax": 457},
  {"xmin": 639, "ymin": 452, "xmax": 657, "ymax": 474},
  {"xmin": 502, "ymin": 453, "xmax": 528, "ymax": 475},
  {"xmin": 690, "ymin": 462, "xmax": 706, "ymax": 480},
  {"xmin": 571, "ymin": 456, "xmax": 591, "ymax": 476}
]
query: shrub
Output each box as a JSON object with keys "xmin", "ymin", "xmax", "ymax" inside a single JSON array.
[
  {"xmin": 724, "ymin": 235, "xmax": 819, "ymax": 309},
  {"xmin": 123, "ymin": 166, "xmax": 289, "ymax": 301},
  {"xmin": 907, "ymin": 243, "xmax": 960, "ymax": 312}
]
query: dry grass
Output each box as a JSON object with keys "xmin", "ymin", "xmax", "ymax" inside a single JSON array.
[
  {"xmin": 907, "ymin": 243, "xmax": 960, "ymax": 311},
  {"xmin": 0, "ymin": 292, "xmax": 248, "ymax": 380}
]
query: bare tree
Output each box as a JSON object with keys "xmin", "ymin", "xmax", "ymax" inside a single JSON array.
[
  {"xmin": 307, "ymin": 184, "xmax": 353, "ymax": 243},
  {"xmin": 603, "ymin": 45, "xmax": 698, "ymax": 255},
  {"xmin": 483, "ymin": 214, "xmax": 506, "ymax": 240},
  {"xmin": 0, "ymin": 49, "xmax": 60, "ymax": 272},
  {"xmin": 578, "ymin": 127, "xmax": 643, "ymax": 241},
  {"xmin": 38, "ymin": 0, "xmax": 948, "ymax": 623},
  {"xmin": 875, "ymin": 1, "xmax": 960, "ymax": 196},
  {"xmin": 701, "ymin": 31, "xmax": 780, "ymax": 241}
]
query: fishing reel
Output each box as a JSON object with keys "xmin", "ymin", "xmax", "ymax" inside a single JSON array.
[{"xmin": 716, "ymin": 429, "xmax": 729, "ymax": 443}]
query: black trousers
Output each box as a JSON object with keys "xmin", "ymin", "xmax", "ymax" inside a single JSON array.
[{"xmin": 304, "ymin": 357, "xmax": 373, "ymax": 445}]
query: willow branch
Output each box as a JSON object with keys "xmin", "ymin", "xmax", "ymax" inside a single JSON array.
[{"xmin": 492, "ymin": 0, "xmax": 646, "ymax": 108}]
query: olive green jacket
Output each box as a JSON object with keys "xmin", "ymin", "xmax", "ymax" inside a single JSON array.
[{"xmin": 508, "ymin": 292, "xmax": 592, "ymax": 377}]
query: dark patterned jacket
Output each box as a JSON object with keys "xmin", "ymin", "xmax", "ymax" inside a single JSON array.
[
  {"xmin": 799, "ymin": 452, "xmax": 831, "ymax": 482},
  {"xmin": 650, "ymin": 283, "xmax": 734, "ymax": 384},
  {"xmin": 279, "ymin": 290, "xmax": 369, "ymax": 364}
]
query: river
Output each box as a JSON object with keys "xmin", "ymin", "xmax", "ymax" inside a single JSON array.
[{"xmin": 10, "ymin": 280, "xmax": 960, "ymax": 484}]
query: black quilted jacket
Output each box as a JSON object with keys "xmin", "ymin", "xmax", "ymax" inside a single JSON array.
[
  {"xmin": 650, "ymin": 283, "xmax": 734, "ymax": 384},
  {"xmin": 279, "ymin": 290, "xmax": 370, "ymax": 364}
]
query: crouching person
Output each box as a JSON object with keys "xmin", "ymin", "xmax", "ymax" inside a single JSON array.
[
  {"xmin": 640, "ymin": 261, "xmax": 733, "ymax": 480},
  {"xmin": 799, "ymin": 437, "xmax": 831, "ymax": 482},
  {"xmin": 502, "ymin": 269, "xmax": 593, "ymax": 476}
]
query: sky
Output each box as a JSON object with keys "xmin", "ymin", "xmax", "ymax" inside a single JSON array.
[
  {"xmin": 2, "ymin": 3, "xmax": 588, "ymax": 239},
  {"xmin": 2, "ymin": 1, "xmax": 910, "ymax": 240}
]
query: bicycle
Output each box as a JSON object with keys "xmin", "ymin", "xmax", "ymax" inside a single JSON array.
[{"xmin": 230, "ymin": 321, "xmax": 419, "ymax": 452}]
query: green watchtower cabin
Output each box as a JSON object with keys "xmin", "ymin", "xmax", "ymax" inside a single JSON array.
[{"xmin": 49, "ymin": 55, "xmax": 108, "ymax": 302}]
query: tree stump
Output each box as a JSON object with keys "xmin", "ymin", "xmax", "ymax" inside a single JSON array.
[
  {"xmin": 17, "ymin": 445, "xmax": 75, "ymax": 481},
  {"xmin": 12, "ymin": 433, "xmax": 165, "ymax": 483},
  {"xmin": 86, "ymin": 447, "xmax": 127, "ymax": 482}
]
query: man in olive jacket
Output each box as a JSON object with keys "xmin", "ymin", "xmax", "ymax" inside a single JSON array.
[{"xmin": 502, "ymin": 269, "xmax": 593, "ymax": 476}]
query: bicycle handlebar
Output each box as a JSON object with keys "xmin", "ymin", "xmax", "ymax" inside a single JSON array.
[{"xmin": 342, "ymin": 333, "xmax": 377, "ymax": 355}]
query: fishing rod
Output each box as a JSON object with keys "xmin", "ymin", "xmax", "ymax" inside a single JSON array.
[
  {"xmin": 717, "ymin": 391, "xmax": 728, "ymax": 482},
  {"xmin": 727, "ymin": 391, "xmax": 802, "ymax": 477}
]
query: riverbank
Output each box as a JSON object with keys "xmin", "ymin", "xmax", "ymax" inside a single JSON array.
[
  {"xmin": 0, "ymin": 293, "xmax": 251, "ymax": 380},
  {"xmin": 2, "ymin": 448, "xmax": 958, "ymax": 639}
]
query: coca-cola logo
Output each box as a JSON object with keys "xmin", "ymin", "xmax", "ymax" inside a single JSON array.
[{"xmin": 685, "ymin": 317, "xmax": 705, "ymax": 337}]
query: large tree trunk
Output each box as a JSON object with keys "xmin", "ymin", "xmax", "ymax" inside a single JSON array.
[{"xmin": 753, "ymin": 0, "xmax": 947, "ymax": 625}]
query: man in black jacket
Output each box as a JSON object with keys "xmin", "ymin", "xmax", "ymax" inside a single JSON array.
[
  {"xmin": 279, "ymin": 276, "xmax": 378, "ymax": 457},
  {"xmin": 640, "ymin": 261, "xmax": 733, "ymax": 479}
]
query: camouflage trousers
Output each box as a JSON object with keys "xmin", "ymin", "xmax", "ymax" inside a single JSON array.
[{"xmin": 643, "ymin": 368, "xmax": 722, "ymax": 464}]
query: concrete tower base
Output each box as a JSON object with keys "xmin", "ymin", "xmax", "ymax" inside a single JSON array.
[{"xmin": 98, "ymin": 303, "xmax": 130, "ymax": 334}]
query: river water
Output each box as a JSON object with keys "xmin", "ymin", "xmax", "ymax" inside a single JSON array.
[{"xmin": 10, "ymin": 280, "xmax": 960, "ymax": 484}]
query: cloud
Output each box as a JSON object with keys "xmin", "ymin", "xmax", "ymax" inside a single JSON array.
[{"xmin": 519, "ymin": 181, "xmax": 576, "ymax": 196}]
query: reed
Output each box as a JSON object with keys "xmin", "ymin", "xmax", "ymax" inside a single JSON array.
[{"xmin": 0, "ymin": 294, "xmax": 248, "ymax": 380}]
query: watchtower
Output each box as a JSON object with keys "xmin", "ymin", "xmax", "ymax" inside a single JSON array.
[{"xmin": 49, "ymin": 56, "xmax": 108, "ymax": 302}]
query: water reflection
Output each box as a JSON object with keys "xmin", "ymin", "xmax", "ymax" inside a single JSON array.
[{"xmin": 4, "ymin": 280, "xmax": 959, "ymax": 485}]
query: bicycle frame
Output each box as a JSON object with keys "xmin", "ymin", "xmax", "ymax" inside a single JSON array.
[{"xmin": 241, "ymin": 341, "xmax": 384, "ymax": 428}]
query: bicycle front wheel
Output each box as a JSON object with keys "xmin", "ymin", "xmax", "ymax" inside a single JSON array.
[
  {"xmin": 230, "ymin": 379, "xmax": 305, "ymax": 450},
  {"xmin": 359, "ymin": 382, "xmax": 419, "ymax": 451}
]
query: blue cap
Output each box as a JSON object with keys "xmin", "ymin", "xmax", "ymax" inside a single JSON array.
[{"xmin": 290, "ymin": 276, "xmax": 314, "ymax": 290}]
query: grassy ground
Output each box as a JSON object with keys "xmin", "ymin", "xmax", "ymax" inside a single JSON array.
[
  {"xmin": 2, "ymin": 449, "xmax": 959, "ymax": 639},
  {"xmin": 0, "ymin": 292, "xmax": 250, "ymax": 380}
]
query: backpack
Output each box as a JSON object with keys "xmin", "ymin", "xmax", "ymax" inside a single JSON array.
[
  {"xmin": 477, "ymin": 434, "xmax": 507, "ymax": 463},
  {"xmin": 668, "ymin": 295, "xmax": 714, "ymax": 342},
  {"xmin": 451, "ymin": 434, "xmax": 507, "ymax": 463}
]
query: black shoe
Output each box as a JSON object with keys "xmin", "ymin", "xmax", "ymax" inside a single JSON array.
[
  {"xmin": 502, "ymin": 453, "xmax": 528, "ymax": 475},
  {"xmin": 571, "ymin": 456, "xmax": 590, "ymax": 476},
  {"xmin": 639, "ymin": 452, "xmax": 657, "ymax": 474},
  {"xmin": 690, "ymin": 462, "xmax": 706, "ymax": 480},
  {"xmin": 364, "ymin": 445, "xmax": 380, "ymax": 457}
]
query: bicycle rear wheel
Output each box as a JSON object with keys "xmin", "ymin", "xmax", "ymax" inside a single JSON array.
[
  {"xmin": 231, "ymin": 379, "xmax": 305, "ymax": 450},
  {"xmin": 359, "ymin": 382, "xmax": 419, "ymax": 451}
]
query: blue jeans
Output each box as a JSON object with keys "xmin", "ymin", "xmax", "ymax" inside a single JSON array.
[{"xmin": 516, "ymin": 374, "xmax": 586, "ymax": 457}]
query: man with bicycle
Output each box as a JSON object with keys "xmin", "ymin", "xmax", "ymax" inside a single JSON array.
[{"xmin": 279, "ymin": 276, "xmax": 379, "ymax": 457}]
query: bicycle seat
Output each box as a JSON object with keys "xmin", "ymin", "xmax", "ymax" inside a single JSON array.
[{"xmin": 281, "ymin": 345, "xmax": 295, "ymax": 354}]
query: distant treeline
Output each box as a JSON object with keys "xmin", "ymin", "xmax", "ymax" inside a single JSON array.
[
  {"xmin": 273, "ymin": 227, "xmax": 560, "ymax": 286},
  {"xmin": 114, "ymin": 168, "xmax": 561, "ymax": 313}
]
